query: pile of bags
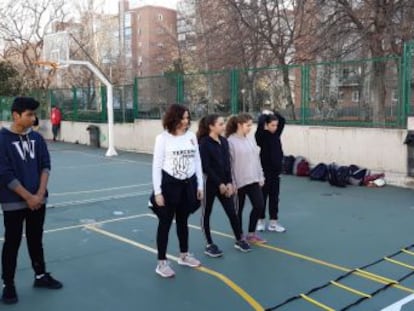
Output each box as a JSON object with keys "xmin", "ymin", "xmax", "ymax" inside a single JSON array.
[{"xmin": 282, "ymin": 155, "xmax": 386, "ymax": 188}]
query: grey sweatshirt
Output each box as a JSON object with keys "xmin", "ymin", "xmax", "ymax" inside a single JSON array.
[{"xmin": 227, "ymin": 134, "xmax": 264, "ymax": 189}]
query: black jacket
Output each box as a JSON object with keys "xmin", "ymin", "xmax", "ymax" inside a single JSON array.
[
  {"xmin": 255, "ymin": 113, "xmax": 285, "ymax": 175},
  {"xmin": 199, "ymin": 135, "xmax": 232, "ymax": 188}
]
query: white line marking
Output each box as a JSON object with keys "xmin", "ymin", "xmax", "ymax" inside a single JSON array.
[
  {"xmin": 48, "ymin": 191, "xmax": 150, "ymax": 208},
  {"xmin": 50, "ymin": 183, "xmax": 152, "ymax": 196},
  {"xmin": 382, "ymin": 294, "xmax": 414, "ymax": 310}
]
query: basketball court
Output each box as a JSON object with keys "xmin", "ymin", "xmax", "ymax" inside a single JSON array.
[{"xmin": 1, "ymin": 142, "xmax": 414, "ymax": 310}]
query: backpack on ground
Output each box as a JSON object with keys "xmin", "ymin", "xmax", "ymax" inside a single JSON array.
[
  {"xmin": 310, "ymin": 163, "xmax": 328, "ymax": 181},
  {"xmin": 282, "ymin": 155, "xmax": 296, "ymax": 175},
  {"xmin": 328, "ymin": 164, "xmax": 350, "ymax": 187},
  {"xmin": 295, "ymin": 157, "xmax": 310, "ymax": 177}
]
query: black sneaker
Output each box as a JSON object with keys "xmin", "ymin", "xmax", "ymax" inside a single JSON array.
[
  {"xmin": 204, "ymin": 244, "xmax": 223, "ymax": 258},
  {"xmin": 235, "ymin": 240, "xmax": 252, "ymax": 253},
  {"xmin": 2, "ymin": 285, "xmax": 18, "ymax": 304},
  {"xmin": 33, "ymin": 273, "xmax": 63, "ymax": 289}
]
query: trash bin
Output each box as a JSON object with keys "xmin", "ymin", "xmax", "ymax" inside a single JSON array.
[
  {"xmin": 86, "ymin": 125, "xmax": 100, "ymax": 148},
  {"xmin": 404, "ymin": 130, "xmax": 414, "ymax": 177}
]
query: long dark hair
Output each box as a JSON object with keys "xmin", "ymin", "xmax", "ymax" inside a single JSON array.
[
  {"xmin": 162, "ymin": 104, "xmax": 190, "ymax": 133},
  {"xmin": 263, "ymin": 114, "xmax": 279, "ymax": 124},
  {"xmin": 225, "ymin": 113, "xmax": 253, "ymax": 137},
  {"xmin": 197, "ymin": 114, "xmax": 220, "ymax": 141}
]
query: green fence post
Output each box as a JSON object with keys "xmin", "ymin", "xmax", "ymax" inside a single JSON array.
[
  {"xmin": 230, "ymin": 69, "xmax": 239, "ymax": 114},
  {"xmin": 101, "ymin": 85, "xmax": 107, "ymax": 123},
  {"xmin": 176, "ymin": 74, "xmax": 184, "ymax": 104},
  {"xmin": 72, "ymin": 87, "xmax": 78, "ymax": 121},
  {"xmin": 133, "ymin": 77, "xmax": 139, "ymax": 119},
  {"xmin": 301, "ymin": 64, "xmax": 310, "ymax": 124}
]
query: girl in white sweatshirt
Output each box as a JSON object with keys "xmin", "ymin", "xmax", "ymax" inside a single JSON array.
[{"xmin": 152, "ymin": 104, "xmax": 204, "ymax": 278}]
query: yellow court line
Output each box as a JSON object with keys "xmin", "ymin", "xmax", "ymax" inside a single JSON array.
[
  {"xmin": 86, "ymin": 225, "xmax": 265, "ymax": 311},
  {"xmin": 168, "ymin": 216, "xmax": 414, "ymax": 295},
  {"xmin": 299, "ymin": 294, "xmax": 335, "ymax": 311},
  {"xmin": 384, "ymin": 257, "xmax": 414, "ymax": 270},
  {"xmin": 402, "ymin": 249, "xmax": 414, "ymax": 257},
  {"xmin": 329, "ymin": 281, "xmax": 372, "ymax": 298},
  {"xmin": 0, "ymin": 213, "xmax": 152, "ymax": 242}
]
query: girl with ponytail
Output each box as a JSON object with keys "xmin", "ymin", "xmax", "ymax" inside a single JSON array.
[
  {"xmin": 227, "ymin": 114, "xmax": 267, "ymax": 244},
  {"xmin": 198, "ymin": 115, "xmax": 251, "ymax": 257}
]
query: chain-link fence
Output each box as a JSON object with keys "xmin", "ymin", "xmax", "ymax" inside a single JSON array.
[{"xmin": 2, "ymin": 43, "xmax": 414, "ymax": 128}]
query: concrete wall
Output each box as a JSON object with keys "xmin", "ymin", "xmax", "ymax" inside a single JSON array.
[{"xmin": 1, "ymin": 118, "xmax": 412, "ymax": 187}]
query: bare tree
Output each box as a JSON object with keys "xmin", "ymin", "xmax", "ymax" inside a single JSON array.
[
  {"xmin": 223, "ymin": 0, "xmax": 311, "ymax": 119},
  {"xmin": 0, "ymin": 0, "xmax": 67, "ymax": 90},
  {"xmin": 313, "ymin": 0, "xmax": 414, "ymax": 123}
]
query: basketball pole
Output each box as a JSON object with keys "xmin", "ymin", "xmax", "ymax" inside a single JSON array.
[{"xmin": 66, "ymin": 60, "xmax": 118, "ymax": 157}]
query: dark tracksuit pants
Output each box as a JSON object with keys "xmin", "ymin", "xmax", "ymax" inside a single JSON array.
[
  {"xmin": 261, "ymin": 172, "xmax": 281, "ymax": 220},
  {"xmin": 236, "ymin": 183, "xmax": 265, "ymax": 234},
  {"xmin": 2, "ymin": 205, "xmax": 47, "ymax": 285},
  {"xmin": 201, "ymin": 181, "xmax": 242, "ymax": 245},
  {"xmin": 154, "ymin": 174, "xmax": 198, "ymax": 261}
]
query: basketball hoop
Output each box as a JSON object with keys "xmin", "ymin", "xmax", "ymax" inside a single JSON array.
[{"xmin": 34, "ymin": 60, "xmax": 61, "ymax": 70}]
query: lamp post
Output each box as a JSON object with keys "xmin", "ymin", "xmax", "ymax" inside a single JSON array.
[{"xmin": 241, "ymin": 88, "xmax": 246, "ymax": 112}]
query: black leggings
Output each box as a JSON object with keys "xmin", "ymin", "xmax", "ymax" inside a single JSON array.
[
  {"xmin": 201, "ymin": 182, "xmax": 242, "ymax": 245},
  {"xmin": 155, "ymin": 182, "xmax": 193, "ymax": 261},
  {"xmin": 2, "ymin": 205, "xmax": 46, "ymax": 285},
  {"xmin": 236, "ymin": 183, "xmax": 265, "ymax": 234},
  {"xmin": 261, "ymin": 174, "xmax": 281, "ymax": 220}
]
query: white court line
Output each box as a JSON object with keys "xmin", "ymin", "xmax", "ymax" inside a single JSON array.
[
  {"xmin": 48, "ymin": 190, "xmax": 151, "ymax": 208},
  {"xmin": 0, "ymin": 213, "xmax": 153, "ymax": 241},
  {"xmin": 382, "ymin": 294, "xmax": 414, "ymax": 310},
  {"xmin": 50, "ymin": 183, "xmax": 152, "ymax": 196},
  {"xmin": 56, "ymin": 149, "xmax": 151, "ymax": 166},
  {"xmin": 56, "ymin": 162, "xmax": 130, "ymax": 169}
]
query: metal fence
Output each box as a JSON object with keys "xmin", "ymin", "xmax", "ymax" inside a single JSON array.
[{"xmin": 1, "ymin": 42, "xmax": 413, "ymax": 128}]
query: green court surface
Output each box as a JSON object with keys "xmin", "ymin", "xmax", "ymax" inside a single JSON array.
[{"xmin": 2, "ymin": 142, "xmax": 414, "ymax": 311}]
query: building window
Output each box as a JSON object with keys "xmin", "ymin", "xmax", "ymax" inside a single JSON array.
[
  {"xmin": 178, "ymin": 33, "xmax": 186, "ymax": 41},
  {"xmin": 124, "ymin": 13, "xmax": 131, "ymax": 27},
  {"xmin": 138, "ymin": 28, "xmax": 142, "ymax": 36},
  {"xmin": 138, "ymin": 42, "xmax": 142, "ymax": 48},
  {"xmin": 124, "ymin": 27, "xmax": 132, "ymax": 39},
  {"xmin": 138, "ymin": 56, "xmax": 143, "ymax": 65},
  {"xmin": 392, "ymin": 90, "xmax": 398, "ymax": 103},
  {"xmin": 158, "ymin": 14, "xmax": 164, "ymax": 21},
  {"xmin": 352, "ymin": 90, "xmax": 360, "ymax": 102},
  {"xmin": 157, "ymin": 42, "xmax": 164, "ymax": 48},
  {"xmin": 137, "ymin": 14, "xmax": 141, "ymax": 21}
]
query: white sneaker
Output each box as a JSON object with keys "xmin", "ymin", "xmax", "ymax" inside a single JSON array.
[
  {"xmin": 155, "ymin": 261, "xmax": 175, "ymax": 278},
  {"xmin": 178, "ymin": 253, "xmax": 201, "ymax": 267},
  {"xmin": 268, "ymin": 220, "xmax": 286, "ymax": 233},
  {"xmin": 256, "ymin": 219, "xmax": 266, "ymax": 232}
]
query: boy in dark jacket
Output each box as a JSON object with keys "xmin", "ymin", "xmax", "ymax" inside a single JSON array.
[
  {"xmin": 0, "ymin": 97, "xmax": 62, "ymax": 305},
  {"xmin": 255, "ymin": 110, "xmax": 286, "ymax": 233}
]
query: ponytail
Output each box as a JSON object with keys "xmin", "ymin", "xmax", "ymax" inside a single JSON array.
[
  {"xmin": 197, "ymin": 114, "xmax": 220, "ymax": 141},
  {"xmin": 225, "ymin": 113, "xmax": 253, "ymax": 137},
  {"xmin": 225, "ymin": 116, "xmax": 239, "ymax": 137}
]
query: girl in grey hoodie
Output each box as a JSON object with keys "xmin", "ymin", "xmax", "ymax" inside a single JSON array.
[{"xmin": 226, "ymin": 114, "xmax": 266, "ymax": 244}]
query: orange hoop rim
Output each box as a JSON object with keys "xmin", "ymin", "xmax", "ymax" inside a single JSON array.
[{"xmin": 34, "ymin": 60, "xmax": 60, "ymax": 70}]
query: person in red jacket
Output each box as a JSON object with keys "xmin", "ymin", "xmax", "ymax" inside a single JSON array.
[{"xmin": 50, "ymin": 106, "xmax": 62, "ymax": 141}]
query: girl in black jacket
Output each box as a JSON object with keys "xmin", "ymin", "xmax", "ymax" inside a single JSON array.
[
  {"xmin": 198, "ymin": 115, "xmax": 251, "ymax": 257},
  {"xmin": 255, "ymin": 111, "xmax": 287, "ymax": 233}
]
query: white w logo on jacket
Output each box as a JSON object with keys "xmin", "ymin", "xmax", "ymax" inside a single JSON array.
[{"xmin": 12, "ymin": 140, "xmax": 36, "ymax": 161}]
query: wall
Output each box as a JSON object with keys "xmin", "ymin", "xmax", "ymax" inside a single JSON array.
[{"xmin": 1, "ymin": 118, "xmax": 412, "ymax": 187}]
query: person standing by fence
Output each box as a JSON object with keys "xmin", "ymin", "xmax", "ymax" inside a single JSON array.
[
  {"xmin": 151, "ymin": 104, "xmax": 204, "ymax": 278},
  {"xmin": 50, "ymin": 106, "xmax": 61, "ymax": 141},
  {"xmin": 197, "ymin": 114, "xmax": 251, "ymax": 257},
  {"xmin": 226, "ymin": 114, "xmax": 267, "ymax": 244},
  {"xmin": 0, "ymin": 97, "xmax": 63, "ymax": 305},
  {"xmin": 255, "ymin": 110, "xmax": 287, "ymax": 233}
]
